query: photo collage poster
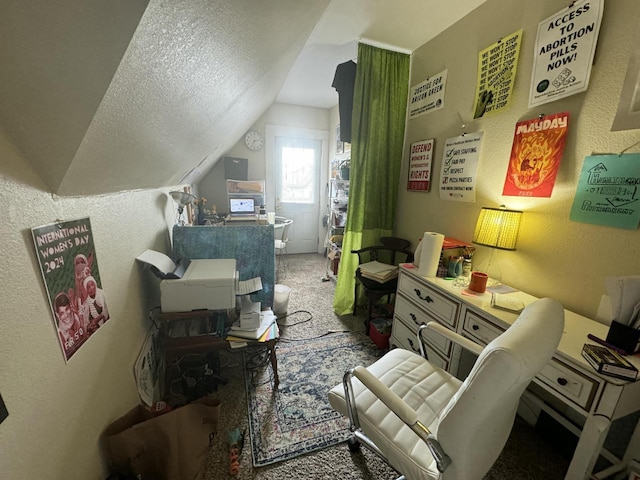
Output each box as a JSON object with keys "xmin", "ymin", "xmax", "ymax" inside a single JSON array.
[{"xmin": 32, "ymin": 218, "xmax": 110, "ymax": 362}]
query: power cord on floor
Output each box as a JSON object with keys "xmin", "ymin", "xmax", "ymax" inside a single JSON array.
[{"xmin": 275, "ymin": 309, "xmax": 354, "ymax": 342}]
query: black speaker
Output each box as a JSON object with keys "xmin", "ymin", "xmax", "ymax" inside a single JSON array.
[
  {"xmin": 606, "ymin": 320, "xmax": 640, "ymax": 355},
  {"xmin": 224, "ymin": 156, "xmax": 248, "ymax": 180}
]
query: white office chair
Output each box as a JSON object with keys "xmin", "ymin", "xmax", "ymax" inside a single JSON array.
[
  {"xmin": 274, "ymin": 218, "xmax": 293, "ymax": 280},
  {"xmin": 329, "ymin": 298, "xmax": 564, "ymax": 480}
]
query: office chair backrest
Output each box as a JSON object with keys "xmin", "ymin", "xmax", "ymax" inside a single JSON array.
[
  {"xmin": 353, "ymin": 237, "xmax": 414, "ymax": 265},
  {"xmin": 437, "ymin": 298, "xmax": 564, "ymax": 480}
]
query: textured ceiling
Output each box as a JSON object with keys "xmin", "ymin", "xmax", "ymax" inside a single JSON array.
[{"xmin": 0, "ymin": 0, "xmax": 484, "ymax": 196}]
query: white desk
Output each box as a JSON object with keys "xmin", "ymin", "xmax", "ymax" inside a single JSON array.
[{"xmin": 390, "ymin": 264, "xmax": 640, "ymax": 480}]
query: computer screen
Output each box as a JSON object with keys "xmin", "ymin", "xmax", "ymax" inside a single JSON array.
[{"xmin": 229, "ymin": 197, "xmax": 255, "ymax": 215}]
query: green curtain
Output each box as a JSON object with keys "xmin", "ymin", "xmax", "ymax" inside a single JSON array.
[{"xmin": 333, "ymin": 43, "xmax": 410, "ymax": 316}]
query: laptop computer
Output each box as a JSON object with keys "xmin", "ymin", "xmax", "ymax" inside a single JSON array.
[{"xmin": 227, "ymin": 197, "xmax": 256, "ymax": 220}]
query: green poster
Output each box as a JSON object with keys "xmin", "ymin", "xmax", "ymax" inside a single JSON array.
[
  {"xmin": 32, "ymin": 217, "xmax": 110, "ymax": 361},
  {"xmin": 570, "ymin": 154, "xmax": 640, "ymax": 229}
]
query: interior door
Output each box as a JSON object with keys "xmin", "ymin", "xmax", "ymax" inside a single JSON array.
[{"xmin": 274, "ymin": 136, "xmax": 321, "ymax": 254}]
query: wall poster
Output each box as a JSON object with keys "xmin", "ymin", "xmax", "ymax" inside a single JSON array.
[
  {"xmin": 32, "ymin": 218, "xmax": 110, "ymax": 362},
  {"xmin": 439, "ymin": 132, "xmax": 483, "ymax": 202},
  {"xmin": 408, "ymin": 139, "xmax": 435, "ymax": 192},
  {"xmin": 408, "ymin": 70, "xmax": 447, "ymax": 119},
  {"xmin": 570, "ymin": 154, "xmax": 640, "ymax": 229},
  {"xmin": 529, "ymin": 0, "xmax": 604, "ymax": 108},
  {"xmin": 473, "ymin": 30, "xmax": 522, "ymax": 118},
  {"xmin": 503, "ymin": 112, "xmax": 569, "ymax": 198}
]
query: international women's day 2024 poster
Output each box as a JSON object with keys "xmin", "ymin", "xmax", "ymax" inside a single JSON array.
[
  {"xmin": 503, "ymin": 112, "xmax": 569, "ymax": 198},
  {"xmin": 32, "ymin": 218, "xmax": 110, "ymax": 362}
]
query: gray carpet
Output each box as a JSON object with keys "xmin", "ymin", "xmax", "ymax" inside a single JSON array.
[{"xmin": 203, "ymin": 253, "xmax": 569, "ymax": 479}]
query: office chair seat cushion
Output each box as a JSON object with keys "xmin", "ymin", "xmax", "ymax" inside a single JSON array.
[{"xmin": 329, "ymin": 348, "xmax": 462, "ymax": 479}]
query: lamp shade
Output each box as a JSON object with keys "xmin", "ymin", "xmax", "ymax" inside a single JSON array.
[
  {"xmin": 472, "ymin": 206, "xmax": 522, "ymax": 251},
  {"xmin": 169, "ymin": 190, "xmax": 196, "ymax": 206}
]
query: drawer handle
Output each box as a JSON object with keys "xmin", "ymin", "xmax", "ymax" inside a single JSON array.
[
  {"xmin": 408, "ymin": 338, "xmax": 420, "ymax": 353},
  {"xmin": 410, "ymin": 313, "xmax": 426, "ymax": 327},
  {"xmin": 557, "ymin": 377, "xmax": 568, "ymax": 386},
  {"xmin": 414, "ymin": 289, "xmax": 434, "ymax": 303},
  {"xmin": 472, "ymin": 324, "xmax": 479, "ymax": 330}
]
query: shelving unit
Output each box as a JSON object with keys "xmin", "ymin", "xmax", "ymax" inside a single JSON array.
[{"xmin": 325, "ymin": 176, "xmax": 349, "ymax": 280}]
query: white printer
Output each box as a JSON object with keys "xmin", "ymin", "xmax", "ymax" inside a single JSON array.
[
  {"xmin": 160, "ymin": 258, "xmax": 238, "ymax": 312},
  {"xmin": 136, "ymin": 250, "xmax": 238, "ymax": 313}
]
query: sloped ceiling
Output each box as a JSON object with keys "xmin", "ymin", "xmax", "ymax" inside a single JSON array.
[{"xmin": 0, "ymin": 0, "xmax": 330, "ymax": 196}]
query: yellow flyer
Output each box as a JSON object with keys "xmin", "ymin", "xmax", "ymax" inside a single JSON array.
[{"xmin": 473, "ymin": 30, "xmax": 522, "ymax": 118}]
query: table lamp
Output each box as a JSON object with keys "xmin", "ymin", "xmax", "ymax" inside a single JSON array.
[
  {"xmin": 169, "ymin": 191, "xmax": 196, "ymax": 225},
  {"xmin": 472, "ymin": 205, "xmax": 522, "ymax": 282}
]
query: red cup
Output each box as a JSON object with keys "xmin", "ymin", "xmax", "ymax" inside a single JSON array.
[{"xmin": 469, "ymin": 271, "xmax": 488, "ymax": 293}]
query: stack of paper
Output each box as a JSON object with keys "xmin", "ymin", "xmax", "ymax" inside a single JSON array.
[
  {"xmin": 226, "ymin": 310, "xmax": 277, "ymax": 341},
  {"xmin": 359, "ymin": 261, "xmax": 398, "ymax": 283}
]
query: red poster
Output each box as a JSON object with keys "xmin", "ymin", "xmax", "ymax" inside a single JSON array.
[
  {"xmin": 502, "ymin": 112, "xmax": 569, "ymax": 197},
  {"xmin": 408, "ymin": 139, "xmax": 434, "ymax": 191}
]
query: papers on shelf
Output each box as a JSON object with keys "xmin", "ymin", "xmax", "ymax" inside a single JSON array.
[
  {"xmin": 359, "ymin": 261, "xmax": 399, "ymax": 283},
  {"xmin": 227, "ymin": 310, "xmax": 277, "ymax": 340},
  {"xmin": 238, "ymin": 277, "xmax": 263, "ymax": 295}
]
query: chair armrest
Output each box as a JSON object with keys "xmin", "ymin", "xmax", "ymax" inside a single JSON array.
[
  {"xmin": 353, "ymin": 365, "xmax": 417, "ymax": 426},
  {"xmin": 347, "ymin": 365, "xmax": 452, "ymax": 472},
  {"xmin": 422, "ymin": 322, "xmax": 484, "ymax": 356}
]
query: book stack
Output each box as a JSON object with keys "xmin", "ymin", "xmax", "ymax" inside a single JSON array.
[
  {"xmin": 359, "ymin": 261, "xmax": 398, "ymax": 283},
  {"xmin": 226, "ymin": 310, "xmax": 278, "ymax": 343},
  {"xmin": 581, "ymin": 343, "xmax": 638, "ymax": 381}
]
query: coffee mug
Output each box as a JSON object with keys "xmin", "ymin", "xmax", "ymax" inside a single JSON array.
[{"xmin": 468, "ymin": 271, "xmax": 488, "ymax": 293}]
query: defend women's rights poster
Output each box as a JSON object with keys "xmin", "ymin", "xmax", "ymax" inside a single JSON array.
[
  {"xmin": 408, "ymin": 139, "xmax": 434, "ymax": 191},
  {"xmin": 32, "ymin": 218, "xmax": 110, "ymax": 362}
]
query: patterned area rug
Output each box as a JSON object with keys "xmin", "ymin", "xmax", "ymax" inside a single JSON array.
[{"xmin": 245, "ymin": 332, "xmax": 383, "ymax": 467}]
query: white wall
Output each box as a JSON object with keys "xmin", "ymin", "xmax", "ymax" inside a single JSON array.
[
  {"xmin": 199, "ymin": 102, "xmax": 331, "ymax": 215},
  {"xmin": 0, "ymin": 126, "xmax": 180, "ymax": 479},
  {"xmin": 395, "ymin": 0, "xmax": 640, "ymax": 319}
]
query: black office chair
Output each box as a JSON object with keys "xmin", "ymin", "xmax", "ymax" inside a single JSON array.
[{"xmin": 352, "ymin": 237, "xmax": 414, "ymax": 334}]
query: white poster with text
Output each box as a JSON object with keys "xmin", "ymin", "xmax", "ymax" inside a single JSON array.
[
  {"xmin": 529, "ymin": 0, "xmax": 603, "ymax": 108},
  {"xmin": 409, "ymin": 70, "xmax": 447, "ymax": 119},
  {"xmin": 439, "ymin": 132, "xmax": 483, "ymax": 202}
]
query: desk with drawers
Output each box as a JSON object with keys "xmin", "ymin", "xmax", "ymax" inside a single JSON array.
[{"xmin": 390, "ymin": 263, "xmax": 640, "ymax": 480}]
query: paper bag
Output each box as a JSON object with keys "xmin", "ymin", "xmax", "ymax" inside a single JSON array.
[{"xmin": 103, "ymin": 396, "xmax": 221, "ymax": 480}]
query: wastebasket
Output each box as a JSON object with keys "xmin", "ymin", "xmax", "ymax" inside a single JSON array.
[{"xmin": 273, "ymin": 284, "xmax": 291, "ymax": 316}]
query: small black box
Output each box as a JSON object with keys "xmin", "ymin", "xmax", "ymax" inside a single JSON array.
[{"xmin": 606, "ymin": 320, "xmax": 640, "ymax": 355}]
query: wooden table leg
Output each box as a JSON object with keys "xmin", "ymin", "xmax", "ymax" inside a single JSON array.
[{"xmin": 267, "ymin": 339, "xmax": 279, "ymax": 388}]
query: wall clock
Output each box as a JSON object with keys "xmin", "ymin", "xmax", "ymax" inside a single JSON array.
[{"xmin": 244, "ymin": 130, "xmax": 264, "ymax": 151}]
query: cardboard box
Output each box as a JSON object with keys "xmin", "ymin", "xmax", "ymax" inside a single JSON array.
[{"xmin": 160, "ymin": 259, "xmax": 237, "ymax": 312}]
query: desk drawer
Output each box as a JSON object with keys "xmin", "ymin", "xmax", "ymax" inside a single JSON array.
[
  {"xmin": 398, "ymin": 274, "xmax": 459, "ymax": 327},
  {"xmin": 462, "ymin": 309, "xmax": 505, "ymax": 345},
  {"xmin": 536, "ymin": 357, "xmax": 601, "ymax": 411},
  {"xmin": 394, "ymin": 295, "xmax": 451, "ymax": 357},
  {"xmin": 390, "ymin": 320, "xmax": 449, "ymax": 371}
]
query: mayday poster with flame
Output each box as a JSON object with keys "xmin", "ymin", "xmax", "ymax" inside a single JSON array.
[{"xmin": 502, "ymin": 112, "xmax": 569, "ymax": 197}]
